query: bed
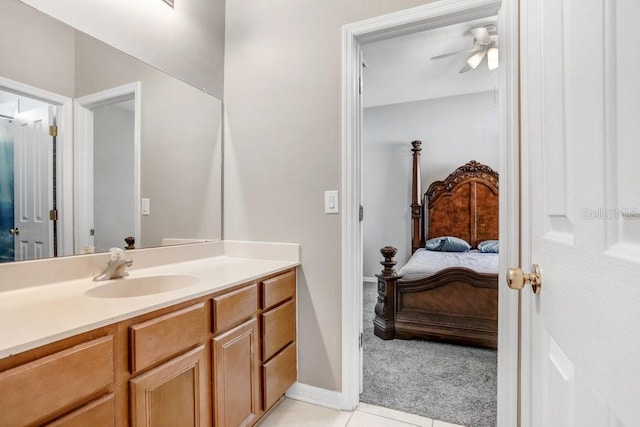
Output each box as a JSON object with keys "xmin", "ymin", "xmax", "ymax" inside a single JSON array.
[{"xmin": 373, "ymin": 140, "xmax": 499, "ymax": 348}]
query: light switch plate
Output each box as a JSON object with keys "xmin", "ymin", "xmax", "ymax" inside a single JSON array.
[
  {"xmin": 325, "ymin": 191, "xmax": 339, "ymax": 214},
  {"xmin": 141, "ymin": 198, "xmax": 150, "ymax": 216}
]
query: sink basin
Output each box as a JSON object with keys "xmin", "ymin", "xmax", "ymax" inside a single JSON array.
[{"xmin": 85, "ymin": 275, "xmax": 199, "ymax": 298}]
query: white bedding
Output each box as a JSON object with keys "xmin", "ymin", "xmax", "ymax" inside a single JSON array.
[{"xmin": 397, "ymin": 248, "xmax": 499, "ymax": 280}]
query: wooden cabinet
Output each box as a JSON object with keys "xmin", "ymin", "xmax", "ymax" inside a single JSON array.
[
  {"xmin": 0, "ymin": 334, "xmax": 115, "ymax": 426},
  {"xmin": 212, "ymin": 319, "xmax": 261, "ymax": 427},
  {"xmin": 129, "ymin": 302, "xmax": 205, "ymax": 374},
  {"xmin": 211, "ymin": 284, "xmax": 258, "ymax": 334},
  {"xmin": 130, "ymin": 346, "xmax": 208, "ymax": 427},
  {"xmin": 260, "ymin": 271, "xmax": 297, "ymax": 411},
  {"xmin": 46, "ymin": 393, "xmax": 116, "ymax": 427},
  {"xmin": 0, "ymin": 268, "xmax": 296, "ymax": 427},
  {"xmin": 128, "ymin": 302, "xmax": 208, "ymax": 427}
]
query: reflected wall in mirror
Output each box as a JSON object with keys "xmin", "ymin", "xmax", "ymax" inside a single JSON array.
[{"xmin": 0, "ymin": 0, "xmax": 222, "ymax": 263}]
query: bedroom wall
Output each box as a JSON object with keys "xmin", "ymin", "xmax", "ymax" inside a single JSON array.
[
  {"xmin": 362, "ymin": 91, "xmax": 499, "ymax": 278},
  {"xmin": 224, "ymin": 0, "xmax": 436, "ymax": 393}
]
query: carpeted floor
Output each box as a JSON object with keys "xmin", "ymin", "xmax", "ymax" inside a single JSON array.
[{"xmin": 360, "ymin": 281, "xmax": 497, "ymax": 427}]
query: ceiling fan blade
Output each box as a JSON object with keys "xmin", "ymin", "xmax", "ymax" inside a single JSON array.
[
  {"xmin": 430, "ymin": 48, "xmax": 475, "ymax": 60},
  {"xmin": 470, "ymin": 27, "xmax": 491, "ymax": 44},
  {"xmin": 458, "ymin": 63, "xmax": 473, "ymax": 73},
  {"xmin": 466, "ymin": 48, "xmax": 488, "ymax": 69}
]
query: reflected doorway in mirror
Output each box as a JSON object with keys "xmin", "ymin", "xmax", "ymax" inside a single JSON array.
[
  {"xmin": 0, "ymin": 78, "xmax": 74, "ymax": 261},
  {"xmin": 74, "ymin": 82, "xmax": 141, "ymax": 254}
]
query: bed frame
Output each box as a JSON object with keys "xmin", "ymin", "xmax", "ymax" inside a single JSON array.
[{"xmin": 373, "ymin": 140, "xmax": 499, "ymax": 348}]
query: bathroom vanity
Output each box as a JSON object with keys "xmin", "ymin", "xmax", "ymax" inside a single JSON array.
[{"xmin": 0, "ymin": 241, "xmax": 299, "ymax": 427}]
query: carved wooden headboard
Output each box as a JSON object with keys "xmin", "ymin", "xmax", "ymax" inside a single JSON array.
[{"xmin": 409, "ymin": 141, "xmax": 499, "ymax": 253}]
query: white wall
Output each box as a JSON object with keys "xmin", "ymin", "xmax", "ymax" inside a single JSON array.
[
  {"xmin": 93, "ymin": 103, "xmax": 135, "ymax": 252},
  {"xmin": 362, "ymin": 91, "xmax": 499, "ymax": 278},
  {"xmin": 224, "ymin": 0, "xmax": 436, "ymax": 392},
  {"xmin": 20, "ymin": 0, "xmax": 225, "ymax": 98}
]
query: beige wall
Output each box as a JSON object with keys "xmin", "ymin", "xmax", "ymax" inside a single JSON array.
[
  {"xmin": 0, "ymin": 0, "xmax": 75, "ymax": 97},
  {"xmin": 20, "ymin": 0, "xmax": 225, "ymax": 98},
  {"xmin": 224, "ymin": 0, "xmax": 435, "ymax": 392}
]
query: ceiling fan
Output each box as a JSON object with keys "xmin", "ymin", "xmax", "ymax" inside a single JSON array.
[{"xmin": 430, "ymin": 24, "xmax": 499, "ymax": 73}]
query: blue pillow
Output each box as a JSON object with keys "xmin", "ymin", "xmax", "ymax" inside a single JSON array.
[
  {"xmin": 425, "ymin": 236, "xmax": 471, "ymax": 252},
  {"xmin": 478, "ymin": 240, "xmax": 499, "ymax": 253}
]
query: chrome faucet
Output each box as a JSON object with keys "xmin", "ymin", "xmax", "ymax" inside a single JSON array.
[{"xmin": 93, "ymin": 248, "xmax": 133, "ymax": 281}]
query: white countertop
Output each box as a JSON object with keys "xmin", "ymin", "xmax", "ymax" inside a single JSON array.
[{"xmin": 0, "ymin": 244, "xmax": 299, "ymax": 359}]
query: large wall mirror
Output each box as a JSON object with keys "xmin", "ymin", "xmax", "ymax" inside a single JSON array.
[{"xmin": 0, "ymin": 0, "xmax": 222, "ymax": 263}]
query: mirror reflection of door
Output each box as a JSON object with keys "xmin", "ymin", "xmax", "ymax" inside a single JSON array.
[
  {"xmin": 75, "ymin": 84, "xmax": 140, "ymax": 255},
  {"xmin": 0, "ymin": 92, "xmax": 56, "ymax": 262}
]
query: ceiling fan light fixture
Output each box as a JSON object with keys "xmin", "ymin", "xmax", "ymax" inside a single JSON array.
[
  {"xmin": 488, "ymin": 47, "xmax": 499, "ymax": 70},
  {"xmin": 466, "ymin": 49, "xmax": 486, "ymax": 69}
]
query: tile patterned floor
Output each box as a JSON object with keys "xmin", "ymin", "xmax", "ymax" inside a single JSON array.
[{"xmin": 258, "ymin": 398, "xmax": 466, "ymax": 427}]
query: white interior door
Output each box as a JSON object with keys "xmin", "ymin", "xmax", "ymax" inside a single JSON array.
[
  {"xmin": 521, "ymin": 0, "xmax": 640, "ymax": 426},
  {"xmin": 13, "ymin": 106, "xmax": 53, "ymax": 260}
]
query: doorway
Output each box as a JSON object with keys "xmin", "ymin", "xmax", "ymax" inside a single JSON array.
[
  {"xmin": 74, "ymin": 82, "xmax": 141, "ymax": 254},
  {"xmin": 0, "ymin": 80, "xmax": 72, "ymax": 261},
  {"xmin": 340, "ymin": 1, "xmax": 520, "ymax": 426},
  {"xmin": 360, "ymin": 17, "xmax": 500, "ymax": 426}
]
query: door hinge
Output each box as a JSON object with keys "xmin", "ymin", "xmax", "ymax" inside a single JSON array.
[
  {"xmin": 49, "ymin": 125, "xmax": 58, "ymax": 137},
  {"xmin": 359, "ymin": 77, "xmax": 363, "ymax": 95},
  {"xmin": 49, "ymin": 209, "xmax": 58, "ymax": 221},
  {"xmin": 359, "ymin": 332, "xmax": 363, "ymax": 348},
  {"xmin": 359, "ymin": 205, "xmax": 364, "ymax": 222}
]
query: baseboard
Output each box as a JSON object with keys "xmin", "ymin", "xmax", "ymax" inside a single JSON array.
[
  {"xmin": 363, "ymin": 276, "xmax": 377, "ymax": 283},
  {"xmin": 285, "ymin": 382, "xmax": 343, "ymax": 410}
]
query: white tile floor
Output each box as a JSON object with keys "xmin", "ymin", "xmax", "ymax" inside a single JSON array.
[{"xmin": 258, "ymin": 398, "xmax": 466, "ymax": 427}]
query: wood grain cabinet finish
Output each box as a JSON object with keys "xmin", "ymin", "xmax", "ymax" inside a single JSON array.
[
  {"xmin": 262, "ymin": 342, "xmax": 296, "ymax": 410},
  {"xmin": 211, "ymin": 284, "xmax": 258, "ymax": 334},
  {"xmin": 129, "ymin": 302, "xmax": 205, "ymax": 374},
  {"xmin": 130, "ymin": 346, "xmax": 208, "ymax": 427},
  {"xmin": 46, "ymin": 393, "xmax": 116, "ymax": 427},
  {"xmin": 261, "ymin": 300, "xmax": 296, "ymax": 362},
  {"xmin": 0, "ymin": 335, "xmax": 114, "ymax": 427},
  {"xmin": 212, "ymin": 318, "xmax": 261, "ymax": 427},
  {"xmin": 260, "ymin": 271, "xmax": 297, "ymax": 412},
  {"xmin": 262, "ymin": 271, "xmax": 295, "ymax": 311}
]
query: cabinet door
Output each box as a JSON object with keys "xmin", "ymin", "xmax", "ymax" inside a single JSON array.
[
  {"xmin": 130, "ymin": 346, "xmax": 208, "ymax": 427},
  {"xmin": 212, "ymin": 318, "xmax": 261, "ymax": 427}
]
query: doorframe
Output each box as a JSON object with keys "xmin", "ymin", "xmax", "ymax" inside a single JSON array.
[
  {"xmin": 340, "ymin": 1, "xmax": 520, "ymax": 426},
  {"xmin": 74, "ymin": 82, "xmax": 141, "ymax": 253},
  {"xmin": 0, "ymin": 75, "xmax": 73, "ymax": 257}
]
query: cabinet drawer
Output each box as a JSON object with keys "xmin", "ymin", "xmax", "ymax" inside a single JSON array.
[
  {"xmin": 212, "ymin": 284, "xmax": 258, "ymax": 333},
  {"xmin": 0, "ymin": 335, "xmax": 114, "ymax": 426},
  {"xmin": 262, "ymin": 270, "xmax": 296, "ymax": 311},
  {"xmin": 46, "ymin": 393, "xmax": 115, "ymax": 427},
  {"xmin": 262, "ymin": 299, "xmax": 296, "ymax": 361},
  {"xmin": 129, "ymin": 303, "xmax": 205, "ymax": 374},
  {"xmin": 262, "ymin": 342, "xmax": 297, "ymax": 410}
]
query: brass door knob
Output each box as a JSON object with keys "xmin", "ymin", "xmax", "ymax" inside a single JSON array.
[
  {"xmin": 506, "ymin": 264, "xmax": 541, "ymax": 294},
  {"xmin": 9, "ymin": 228, "xmax": 19, "ymax": 235}
]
